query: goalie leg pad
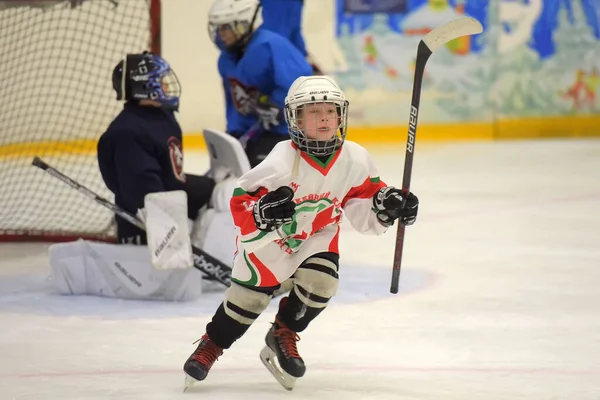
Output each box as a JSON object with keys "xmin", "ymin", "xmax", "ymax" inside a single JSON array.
[
  {"xmin": 209, "ymin": 176, "xmax": 238, "ymax": 212},
  {"xmin": 143, "ymin": 190, "xmax": 193, "ymax": 270},
  {"xmin": 278, "ymin": 252, "xmax": 339, "ymax": 332},
  {"xmin": 48, "ymin": 239, "xmax": 204, "ymax": 301},
  {"xmin": 191, "ymin": 208, "xmax": 236, "ymax": 268}
]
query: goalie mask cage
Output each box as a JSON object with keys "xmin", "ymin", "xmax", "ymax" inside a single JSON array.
[{"xmin": 0, "ymin": 0, "xmax": 161, "ymax": 242}]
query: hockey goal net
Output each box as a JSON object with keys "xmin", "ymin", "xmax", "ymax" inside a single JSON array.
[{"xmin": 0, "ymin": 0, "xmax": 160, "ymax": 242}]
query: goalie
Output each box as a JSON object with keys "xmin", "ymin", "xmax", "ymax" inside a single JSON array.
[{"xmin": 48, "ymin": 52, "xmax": 249, "ymax": 302}]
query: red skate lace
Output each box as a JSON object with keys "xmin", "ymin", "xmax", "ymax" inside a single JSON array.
[
  {"xmin": 274, "ymin": 326, "xmax": 301, "ymax": 359},
  {"xmin": 191, "ymin": 334, "xmax": 223, "ymax": 367}
]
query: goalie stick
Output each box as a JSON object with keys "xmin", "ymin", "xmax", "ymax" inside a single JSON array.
[
  {"xmin": 390, "ymin": 17, "xmax": 483, "ymax": 294},
  {"xmin": 31, "ymin": 156, "xmax": 232, "ymax": 288}
]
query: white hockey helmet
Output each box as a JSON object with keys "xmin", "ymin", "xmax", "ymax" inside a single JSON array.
[
  {"xmin": 208, "ymin": 0, "xmax": 260, "ymax": 50},
  {"xmin": 284, "ymin": 75, "xmax": 349, "ymax": 156}
]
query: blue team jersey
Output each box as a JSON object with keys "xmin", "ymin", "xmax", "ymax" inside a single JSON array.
[{"xmin": 218, "ymin": 27, "xmax": 313, "ymax": 137}]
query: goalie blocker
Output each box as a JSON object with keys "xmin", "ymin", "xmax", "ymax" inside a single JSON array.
[{"xmin": 48, "ymin": 129, "xmax": 250, "ymax": 301}]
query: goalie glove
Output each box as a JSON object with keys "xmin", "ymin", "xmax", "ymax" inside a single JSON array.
[
  {"xmin": 253, "ymin": 186, "xmax": 296, "ymax": 232},
  {"xmin": 373, "ymin": 186, "xmax": 419, "ymax": 227}
]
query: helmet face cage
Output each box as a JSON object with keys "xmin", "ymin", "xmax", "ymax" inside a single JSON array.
[
  {"xmin": 284, "ymin": 99, "xmax": 349, "ymax": 157},
  {"xmin": 122, "ymin": 53, "xmax": 181, "ymax": 110},
  {"xmin": 208, "ymin": 20, "xmax": 252, "ymax": 51}
]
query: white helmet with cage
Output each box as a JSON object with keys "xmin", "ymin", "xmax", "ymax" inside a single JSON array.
[
  {"xmin": 208, "ymin": 0, "xmax": 260, "ymax": 49},
  {"xmin": 284, "ymin": 75, "xmax": 349, "ymax": 157}
]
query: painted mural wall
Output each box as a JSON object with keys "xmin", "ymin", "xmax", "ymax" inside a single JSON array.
[{"xmin": 333, "ymin": 0, "xmax": 600, "ymax": 129}]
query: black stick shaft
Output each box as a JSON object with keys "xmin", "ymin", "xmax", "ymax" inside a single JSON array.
[{"xmin": 390, "ymin": 41, "xmax": 432, "ymax": 294}]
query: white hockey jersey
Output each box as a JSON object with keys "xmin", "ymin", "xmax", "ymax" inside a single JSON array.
[{"xmin": 229, "ymin": 140, "xmax": 390, "ymax": 287}]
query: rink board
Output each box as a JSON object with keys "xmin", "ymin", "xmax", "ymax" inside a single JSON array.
[{"xmin": 1, "ymin": 115, "xmax": 599, "ymax": 158}]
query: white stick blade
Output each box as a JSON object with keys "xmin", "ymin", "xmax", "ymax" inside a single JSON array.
[{"xmin": 422, "ymin": 16, "xmax": 484, "ymax": 53}]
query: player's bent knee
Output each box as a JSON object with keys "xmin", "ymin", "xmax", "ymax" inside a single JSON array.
[
  {"xmin": 224, "ymin": 282, "xmax": 273, "ymax": 325},
  {"xmin": 293, "ymin": 254, "xmax": 339, "ymax": 309}
]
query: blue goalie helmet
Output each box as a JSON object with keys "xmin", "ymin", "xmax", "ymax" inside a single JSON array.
[{"xmin": 112, "ymin": 51, "xmax": 181, "ymax": 111}]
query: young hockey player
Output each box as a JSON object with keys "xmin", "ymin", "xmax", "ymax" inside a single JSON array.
[
  {"xmin": 182, "ymin": 75, "xmax": 419, "ymax": 390},
  {"xmin": 48, "ymin": 52, "xmax": 235, "ymax": 302},
  {"xmin": 259, "ymin": 0, "xmax": 323, "ymax": 74},
  {"xmin": 97, "ymin": 51, "xmax": 215, "ymax": 245},
  {"xmin": 208, "ymin": 0, "xmax": 314, "ymax": 167}
]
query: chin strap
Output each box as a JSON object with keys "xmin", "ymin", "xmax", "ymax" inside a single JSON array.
[
  {"xmin": 291, "ymin": 149, "xmax": 300, "ymax": 180},
  {"xmin": 228, "ymin": 2, "xmax": 262, "ymax": 53}
]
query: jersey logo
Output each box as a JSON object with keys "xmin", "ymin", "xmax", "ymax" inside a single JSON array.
[
  {"xmin": 228, "ymin": 78, "xmax": 258, "ymax": 116},
  {"xmin": 277, "ymin": 198, "xmax": 342, "ymax": 252},
  {"xmin": 243, "ymin": 200, "xmax": 255, "ymax": 212},
  {"xmin": 168, "ymin": 136, "xmax": 185, "ymax": 183}
]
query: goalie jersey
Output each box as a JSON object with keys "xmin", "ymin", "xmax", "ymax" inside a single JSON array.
[
  {"xmin": 97, "ymin": 103, "xmax": 186, "ymax": 243},
  {"xmin": 228, "ymin": 140, "xmax": 388, "ymax": 287}
]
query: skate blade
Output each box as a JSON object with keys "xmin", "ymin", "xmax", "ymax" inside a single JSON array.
[
  {"xmin": 259, "ymin": 345, "xmax": 296, "ymax": 391},
  {"xmin": 183, "ymin": 373, "xmax": 198, "ymax": 392}
]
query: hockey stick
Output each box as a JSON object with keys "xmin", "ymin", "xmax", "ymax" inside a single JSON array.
[
  {"xmin": 390, "ymin": 17, "xmax": 483, "ymax": 294},
  {"xmin": 31, "ymin": 156, "xmax": 232, "ymax": 288},
  {"xmin": 238, "ymin": 121, "xmax": 262, "ymax": 149}
]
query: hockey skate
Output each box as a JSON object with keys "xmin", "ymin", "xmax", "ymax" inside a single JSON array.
[
  {"xmin": 259, "ymin": 317, "xmax": 305, "ymax": 390},
  {"xmin": 183, "ymin": 334, "xmax": 223, "ymax": 391}
]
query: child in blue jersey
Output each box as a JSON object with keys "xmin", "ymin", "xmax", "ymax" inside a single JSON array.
[{"xmin": 208, "ymin": 0, "xmax": 313, "ymax": 167}]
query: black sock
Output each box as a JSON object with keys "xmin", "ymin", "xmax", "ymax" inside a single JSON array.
[{"xmin": 206, "ymin": 303, "xmax": 254, "ymax": 349}]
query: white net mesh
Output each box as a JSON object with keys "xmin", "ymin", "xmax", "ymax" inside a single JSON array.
[{"xmin": 0, "ymin": 0, "xmax": 158, "ymax": 241}]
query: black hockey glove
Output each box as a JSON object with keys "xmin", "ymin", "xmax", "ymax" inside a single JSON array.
[
  {"xmin": 253, "ymin": 186, "xmax": 296, "ymax": 232},
  {"xmin": 373, "ymin": 186, "xmax": 419, "ymax": 227}
]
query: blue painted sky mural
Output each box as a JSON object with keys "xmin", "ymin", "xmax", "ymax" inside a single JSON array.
[
  {"xmin": 332, "ymin": 0, "xmax": 600, "ymax": 124},
  {"xmin": 336, "ymin": 0, "xmax": 600, "ymax": 58}
]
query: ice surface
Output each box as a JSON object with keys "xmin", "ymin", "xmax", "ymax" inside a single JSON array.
[{"xmin": 1, "ymin": 140, "xmax": 599, "ymax": 399}]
